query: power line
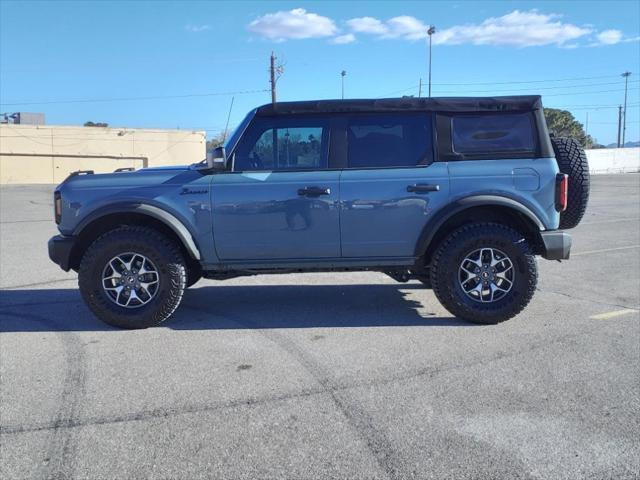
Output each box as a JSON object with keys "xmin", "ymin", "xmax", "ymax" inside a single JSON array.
[
  {"xmin": 590, "ymin": 120, "xmax": 639, "ymax": 125},
  {"xmin": 523, "ymin": 88, "xmax": 632, "ymax": 97},
  {"xmin": 555, "ymin": 102, "xmax": 640, "ymax": 110},
  {"xmin": 432, "ymin": 74, "xmax": 620, "ymax": 86},
  {"xmin": 0, "ymin": 88, "xmax": 270, "ymax": 107},
  {"xmin": 436, "ymin": 80, "xmax": 639, "ymax": 94},
  {"xmin": 377, "ymin": 78, "xmax": 639, "ymax": 99}
]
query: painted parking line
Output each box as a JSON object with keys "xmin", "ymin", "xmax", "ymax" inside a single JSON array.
[
  {"xmin": 580, "ymin": 217, "xmax": 640, "ymax": 226},
  {"xmin": 572, "ymin": 245, "xmax": 640, "ymax": 257},
  {"xmin": 590, "ymin": 309, "xmax": 639, "ymax": 320}
]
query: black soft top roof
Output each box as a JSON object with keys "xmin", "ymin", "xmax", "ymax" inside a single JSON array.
[{"xmin": 256, "ymin": 96, "xmax": 542, "ymax": 116}]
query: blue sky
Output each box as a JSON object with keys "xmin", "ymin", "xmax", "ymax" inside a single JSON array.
[{"xmin": 1, "ymin": 1, "xmax": 639, "ymax": 144}]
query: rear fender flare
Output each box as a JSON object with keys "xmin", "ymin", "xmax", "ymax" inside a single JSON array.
[{"xmin": 415, "ymin": 195, "xmax": 545, "ymax": 257}]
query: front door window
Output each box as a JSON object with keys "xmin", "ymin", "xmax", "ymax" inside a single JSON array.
[{"xmin": 233, "ymin": 119, "xmax": 329, "ymax": 172}]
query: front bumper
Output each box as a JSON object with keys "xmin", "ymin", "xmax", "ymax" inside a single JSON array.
[
  {"xmin": 540, "ymin": 231, "xmax": 571, "ymax": 260},
  {"xmin": 48, "ymin": 235, "xmax": 75, "ymax": 271}
]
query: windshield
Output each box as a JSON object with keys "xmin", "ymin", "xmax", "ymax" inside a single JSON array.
[{"xmin": 224, "ymin": 109, "xmax": 256, "ymax": 155}]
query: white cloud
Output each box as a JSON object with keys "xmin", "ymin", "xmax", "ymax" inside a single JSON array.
[
  {"xmin": 384, "ymin": 16, "xmax": 430, "ymax": 40},
  {"xmin": 433, "ymin": 10, "xmax": 592, "ymax": 47},
  {"xmin": 248, "ymin": 8, "xmax": 337, "ymax": 41},
  {"xmin": 330, "ymin": 33, "xmax": 356, "ymax": 44},
  {"xmin": 596, "ymin": 29, "xmax": 623, "ymax": 45},
  {"xmin": 346, "ymin": 15, "xmax": 429, "ymax": 40},
  {"xmin": 346, "ymin": 17, "xmax": 388, "ymax": 35},
  {"xmin": 186, "ymin": 24, "xmax": 210, "ymax": 33}
]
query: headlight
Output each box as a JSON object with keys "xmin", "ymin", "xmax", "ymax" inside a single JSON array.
[{"xmin": 54, "ymin": 191, "xmax": 62, "ymax": 224}]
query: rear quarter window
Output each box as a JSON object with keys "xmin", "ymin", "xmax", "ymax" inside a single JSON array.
[{"xmin": 451, "ymin": 113, "xmax": 535, "ymax": 156}]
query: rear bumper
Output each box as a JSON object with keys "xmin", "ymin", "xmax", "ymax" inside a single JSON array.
[
  {"xmin": 540, "ymin": 231, "xmax": 571, "ymax": 260},
  {"xmin": 48, "ymin": 235, "xmax": 75, "ymax": 271}
]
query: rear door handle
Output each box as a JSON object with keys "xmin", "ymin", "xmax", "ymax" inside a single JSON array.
[
  {"xmin": 407, "ymin": 184, "xmax": 440, "ymax": 193},
  {"xmin": 298, "ymin": 186, "xmax": 331, "ymax": 197}
]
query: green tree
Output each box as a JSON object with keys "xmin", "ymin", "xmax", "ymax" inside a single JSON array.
[
  {"xmin": 84, "ymin": 121, "xmax": 108, "ymax": 127},
  {"xmin": 543, "ymin": 108, "xmax": 594, "ymax": 148},
  {"xmin": 206, "ymin": 130, "xmax": 229, "ymax": 151}
]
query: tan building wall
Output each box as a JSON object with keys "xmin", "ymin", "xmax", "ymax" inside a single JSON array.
[{"xmin": 0, "ymin": 124, "xmax": 206, "ymax": 184}]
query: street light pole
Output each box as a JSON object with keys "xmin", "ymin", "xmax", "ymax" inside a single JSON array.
[
  {"xmin": 341, "ymin": 70, "xmax": 347, "ymax": 99},
  {"xmin": 427, "ymin": 26, "xmax": 436, "ymax": 98},
  {"xmin": 621, "ymin": 71, "xmax": 631, "ymax": 147}
]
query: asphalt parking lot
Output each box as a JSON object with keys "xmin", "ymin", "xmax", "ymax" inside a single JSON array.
[{"xmin": 1, "ymin": 174, "xmax": 639, "ymax": 479}]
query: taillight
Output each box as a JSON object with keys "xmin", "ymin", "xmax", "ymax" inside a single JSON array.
[
  {"xmin": 54, "ymin": 191, "xmax": 62, "ymax": 224},
  {"xmin": 555, "ymin": 174, "xmax": 568, "ymax": 212}
]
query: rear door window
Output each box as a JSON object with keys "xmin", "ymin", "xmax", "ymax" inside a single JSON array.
[
  {"xmin": 451, "ymin": 113, "xmax": 535, "ymax": 155},
  {"xmin": 347, "ymin": 114, "xmax": 433, "ymax": 168}
]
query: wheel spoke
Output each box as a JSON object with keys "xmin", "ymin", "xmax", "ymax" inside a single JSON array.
[
  {"xmin": 110, "ymin": 258, "xmax": 125, "ymax": 273},
  {"xmin": 467, "ymin": 254, "xmax": 482, "ymax": 267},
  {"xmin": 125, "ymin": 289, "xmax": 140, "ymax": 306},
  {"xmin": 462, "ymin": 278, "xmax": 478, "ymax": 292},
  {"xmin": 461, "ymin": 265, "xmax": 477, "ymax": 278},
  {"xmin": 138, "ymin": 281, "xmax": 156, "ymax": 297},
  {"xmin": 496, "ymin": 262, "xmax": 513, "ymax": 276}
]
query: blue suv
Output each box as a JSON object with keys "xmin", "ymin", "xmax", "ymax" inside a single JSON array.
[{"xmin": 48, "ymin": 96, "xmax": 589, "ymax": 328}]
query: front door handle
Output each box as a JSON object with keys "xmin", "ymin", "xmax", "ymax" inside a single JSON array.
[
  {"xmin": 407, "ymin": 184, "xmax": 440, "ymax": 193},
  {"xmin": 298, "ymin": 186, "xmax": 331, "ymax": 197}
]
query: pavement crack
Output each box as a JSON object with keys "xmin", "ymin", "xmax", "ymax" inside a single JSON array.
[
  {"xmin": 538, "ymin": 287, "xmax": 639, "ymax": 310},
  {"xmin": 0, "ymin": 277, "xmax": 77, "ymax": 290},
  {"xmin": 0, "ymin": 387, "xmax": 326, "ymax": 436}
]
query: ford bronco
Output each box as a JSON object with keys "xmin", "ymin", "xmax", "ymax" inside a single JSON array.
[{"xmin": 48, "ymin": 96, "xmax": 589, "ymax": 328}]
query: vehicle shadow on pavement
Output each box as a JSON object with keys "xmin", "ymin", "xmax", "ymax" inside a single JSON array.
[{"xmin": 0, "ymin": 283, "xmax": 474, "ymax": 332}]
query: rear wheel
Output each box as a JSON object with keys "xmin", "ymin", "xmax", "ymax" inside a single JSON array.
[
  {"xmin": 79, "ymin": 226, "xmax": 187, "ymax": 329},
  {"xmin": 430, "ymin": 223, "xmax": 537, "ymax": 324}
]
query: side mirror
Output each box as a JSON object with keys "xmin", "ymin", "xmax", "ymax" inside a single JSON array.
[{"xmin": 206, "ymin": 146, "xmax": 227, "ymax": 171}]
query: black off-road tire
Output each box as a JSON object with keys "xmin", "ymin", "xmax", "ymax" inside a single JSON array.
[
  {"xmin": 551, "ymin": 136, "xmax": 590, "ymax": 229},
  {"xmin": 430, "ymin": 223, "xmax": 537, "ymax": 325},
  {"xmin": 78, "ymin": 226, "xmax": 187, "ymax": 329}
]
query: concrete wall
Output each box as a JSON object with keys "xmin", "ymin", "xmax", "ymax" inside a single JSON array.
[
  {"xmin": 585, "ymin": 147, "xmax": 640, "ymax": 175},
  {"xmin": 0, "ymin": 124, "xmax": 205, "ymax": 184}
]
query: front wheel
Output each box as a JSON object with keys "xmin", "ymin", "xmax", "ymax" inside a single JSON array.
[
  {"xmin": 79, "ymin": 226, "xmax": 187, "ymax": 329},
  {"xmin": 430, "ymin": 223, "xmax": 537, "ymax": 324}
]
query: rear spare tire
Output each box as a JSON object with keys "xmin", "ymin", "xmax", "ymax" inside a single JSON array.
[{"xmin": 551, "ymin": 136, "xmax": 590, "ymax": 229}]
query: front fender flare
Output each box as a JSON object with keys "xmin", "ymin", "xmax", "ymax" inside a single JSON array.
[
  {"xmin": 73, "ymin": 203, "xmax": 201, "ymax": 260},
  {"xmin": 415, "ymin": 195, "xmax": 546, "ymax": 257}
]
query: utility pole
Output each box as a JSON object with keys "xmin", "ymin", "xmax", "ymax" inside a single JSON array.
[
  {"xmin": 585, "ymin": 112, "xmax": 589, "ymax": 138},
  {"xmin": 270, "ymin": 52, "xmax": 277, "ymax": 104},
  {"xmin": 418, "ymin": 78, "xmax": 422, "ymax": 98},
  {"xmin": 621, "ymin": 71, "xmax": 631, "ymax": 147},
  {"xmin": 341, "ymin": 70, "xmax": 347, "ymax": 99},
  {"xmin": 617, "ymin": 105, "xmax": 623, "ymax": 148},
  {"xmin": 427, "ymin": 26, "xmax": 436, "ymax": 97}
]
